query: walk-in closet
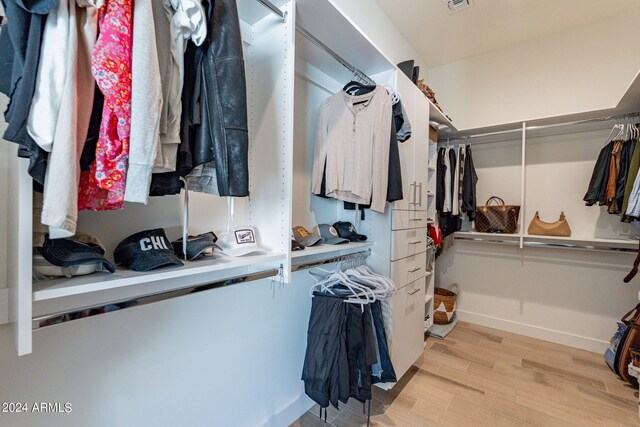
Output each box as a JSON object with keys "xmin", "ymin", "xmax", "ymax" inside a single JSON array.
[{"xmin": 0, "ymin": 0, "xmax": 639, "ymax": 426}]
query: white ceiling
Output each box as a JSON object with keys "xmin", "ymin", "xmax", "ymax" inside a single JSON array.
[{"xmin": 375, "ymin": 0, "xmax": 640, "ymax": 68}]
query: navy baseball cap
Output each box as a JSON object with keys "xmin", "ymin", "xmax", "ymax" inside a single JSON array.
[
  {"xmin": 37, "ymin": 234, "xmax": 116, "ymax": 273},
  {"xmin": 333, "ymin": 222, "xmax": 367, "ymax": 242},
  {"xmin": 171, "ymin": 232, "xmax": 219, "ymax": 261},
  {"xmin": 114, "ymin": 229, "xmax": 183, "ymax": 272}
]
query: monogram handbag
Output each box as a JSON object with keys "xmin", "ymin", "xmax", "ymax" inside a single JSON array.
[
  {"xmin": 474, "ymin": 196, "xmax": 521, "ymax": 234},
  {"xmin": 527, "ymin": 212, "xmax": 572, "ymax": 237}
]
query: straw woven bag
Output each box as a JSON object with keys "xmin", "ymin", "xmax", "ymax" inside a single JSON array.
[{"xmin": 434, "ymin": 284, "xmax": 459, "ymax": 325}]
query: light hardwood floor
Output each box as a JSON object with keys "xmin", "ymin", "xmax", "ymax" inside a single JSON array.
[{"xmin": 290, "ymin": 321, "xmax": 639, "ymax": 427}]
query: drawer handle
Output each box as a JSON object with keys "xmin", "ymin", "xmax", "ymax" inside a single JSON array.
[
  {"xmin": 408, "ymin": 268, "xmax": 421, "ymax": 273},
  {"xmin": 409, "ymin": 218, "xmax": 422, "ymax": 222},
  {"xmin": 408, "ymin": 288, "xmax": 421, "ymax": 295},
  {"xmin": 409, "ymin": 241, "xmax": 423, "ymax": 245}
]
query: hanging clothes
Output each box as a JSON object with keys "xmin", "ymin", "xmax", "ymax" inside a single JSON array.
[
  {"xmin": 341, "ymin": 83, "xmax": 404, "ymax": 213},
  {"xmin": 185, "ymin": 0, "xmax": 250, "ymax": 197},
  {"xmin": 461, "ymin": 144, "xmax": 478, "ymax": 220},
  {"xmin": 442, "ymin": 147, "xmax": 456, "ymax": 213},
  {"xmin": 622, "ymin": 139, "xmax": 640, "ymax": 222},
  {"xmin": 124, "ymin": 0, "xmax": 162, "ymax": 204},
  {"xmin": 616, "ymin": 139, "xmax": 636, "ymax": 211},
  {"xmin": 436, "ymin": 147, "xmax": 446, "ymax": 212},
  {"xmin": 1, "ymin": 0, "xmax": 57, "ymax": 189},
  {"xmin": 312, "ymin": 86, "xmax": 392, "ymax": 213},
  {"xmin": 584, "ymin": 141, "xmax": 613, "ymax": 206},
  {"xmin": 38, "ymin": 0, "xmax": 100, "ymax": 238},
  {"xmin": 606, "ymin": 140, "xmax": 622, "ymax": 213},
  {"xmin": 302, "ymin": 294, "xmax": 349, "ymax": 409},
  {"xmin": 78, "ymin": 0, "xmax": 133, "ymax": 212}
]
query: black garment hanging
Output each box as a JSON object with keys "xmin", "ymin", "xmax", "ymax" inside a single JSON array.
[
  {"xmin": 302, "ymin": 293, "xmax": 350, "ymax": 409},
  {"xmin": 150, "ymin": 37, "xmax": 203, "ymax": 197},
  {"xmin": 461, "ymin": 144, "xmax": 478, "ymax": 220},
  {"xmin": 1, "ymin": 0, "xmax": 55, "ymax": 189},
  {"xmin": 584, "ymin": 141, "xmax": 614, "ymax": 206},
  {"xmin": 346, "ymin": 303, "xmax": 376, "ymax": 403},
  {"xmin": 436, "ymin": 147, "xmax": 446, "ymax": 212}
]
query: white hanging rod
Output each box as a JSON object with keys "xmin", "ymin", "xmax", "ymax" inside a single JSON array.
[
  {"xmin": 454, "ymin": 235, "xmax": 638, "ymax": 254},
  {"xmin": 256, "ymin": 0, "xmax": 287, "ymax": 21},
  {"xmin": 32, "ymin": 268, "xmax": 279, "ymax": 330},
  {"xmin": 295, "ymin": 26, "xmax": 376, "ymax": 87},
  {"xmin": 254, "ymin": 0, "xmax": 377, "ymax": 86},
  {"xmin": 291, "ymin": 249, "xmax": 371, "ymax": 272},
  {"xmin": 440, "ymin": 111, "xmax": 640, "ymax": 143}
]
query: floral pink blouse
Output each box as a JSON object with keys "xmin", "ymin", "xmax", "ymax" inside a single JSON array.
[{"xmin": 79, "ymin": 0, "xmax": 133, "ymax": 211}]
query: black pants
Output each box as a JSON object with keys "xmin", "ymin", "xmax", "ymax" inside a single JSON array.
[{"xmin": 302, "ymin": 294, "xmax": 349, "ymax": 409}]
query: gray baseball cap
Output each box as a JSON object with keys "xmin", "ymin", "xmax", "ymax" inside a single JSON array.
[
  {"xmin": 292, "ymin": 226, "xmax": 324, "ymax": 247},
  {"xmin": 314, "ymin": 224, "xmax": 349, "ymax": 245}
]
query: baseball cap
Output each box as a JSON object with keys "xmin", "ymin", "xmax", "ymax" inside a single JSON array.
[
  {"xmin": 37, "ymin": 234, "xmax": 116, "ymax": 273},
  {"xmin": 314, "ymin": 224, "xmax": 349, "ymax": 245},
  {"xmin": 114, "ymin": 229, "xmax": 183, "ymax": 272},
  {"xmin": 216, "ymin": 227, "xmax": 267, "ymax": 257},
  {"xmin": 333, "ymin": 221, "xmax": 367, "ymax": 242},
  {"xmin": 172, "ymin": 232, "xmax": 219, "ymax": 261},
  {"xmin": 292, "ymin": 226, "xmax": 324, "ymax": 247},
  {"xmin": 291, "ymin": 239, "xmax": 305, "ymax": 251}
]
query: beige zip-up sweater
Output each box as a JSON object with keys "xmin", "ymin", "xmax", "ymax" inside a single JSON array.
[{"xmin": 311, "ymin": 86, "xmax": 392, "ymax": 213}]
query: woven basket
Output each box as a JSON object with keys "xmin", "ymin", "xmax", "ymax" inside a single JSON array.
[{"xmin": 434, "ymin": 284, "xmax": 459, "ymax": 325}]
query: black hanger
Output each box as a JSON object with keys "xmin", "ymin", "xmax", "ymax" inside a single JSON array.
[{"xmin": 343, "ymin": 80, "xmax": 376, "ymax": 97}]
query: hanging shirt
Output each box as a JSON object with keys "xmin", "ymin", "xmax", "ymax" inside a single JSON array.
[
  {"xmin": 78, "ymin": 0, "xmax": 133, "ymax": 211},
  {"xmin": 39, "ymin": 0, "xmax": 100, "ymax": 238},
  {"xmin": 312, "ymin": 86, "xmax": 392, "ymax": 213},
  {"xmin": 124, "ymin": 0, "xmax": 162, "ymax": 204},
  {"xmin": 2, "ymin": 0, "xmax": 57, "ymax": 188},
  {"xmin": 151, "ymin": 0, "xmax": 181, "ymax": 173}
]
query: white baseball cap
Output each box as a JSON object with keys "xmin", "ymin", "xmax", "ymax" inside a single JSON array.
[{"xmin": 217, "ymin": 227, "xmax": 267, "ymax": 257}]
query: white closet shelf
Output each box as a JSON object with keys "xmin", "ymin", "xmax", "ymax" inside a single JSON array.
[
  {"xmin": 291, "ymin": 241, "xmax": 374, "ymax": 265},
  {"xmin": 425, "ymin": 294, "xmax": 433, "ymax": 304},
  {"xmin": 428, "ymin": 98, "xmax": 455, "ymax": 130},
  {"xmin": 32, "ymin": 252, "xmax": 286, "ymax": 302}
]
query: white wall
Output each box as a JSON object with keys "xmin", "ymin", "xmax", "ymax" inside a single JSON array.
[
  {"xmin": 332, "ymin": 0, "xmax": 428, "ymax": 76},
  {"xmin": 438, "ymin": 127, "xmax": 640, "ymax": 352},
  {"xmin": 429, "ymin": 8, "xmax": 640, "ymax": 130}
]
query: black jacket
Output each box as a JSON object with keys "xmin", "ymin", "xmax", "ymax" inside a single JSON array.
[
  {"xmin": 584, "ymin": 141, "xmax": 613, "ymax": 206},
  {"xmin": 194, "ymin": 0, "xmax": 249, "ymax": 196},
  {"xmin": 461, "ymin": 145, "xmax": 478, "ymax": 219}
]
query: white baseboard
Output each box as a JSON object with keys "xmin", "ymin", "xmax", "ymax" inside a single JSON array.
[
  {"xmin": 0, "ymin": 288, "xmax": 7, "ymax": 325},
  {"xmin": 258, "ymin": 393, "xmax": 314, "ymax": 427},
  {"xmin": 456, "ymin": 310, "xmax": 609, "ymax": 354}
]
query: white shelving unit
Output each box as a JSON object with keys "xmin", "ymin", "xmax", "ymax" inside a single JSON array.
[
  {"xmin": 6, "ymin": 0, "xmax": 458, "ymax": 363},
  {"xmin": 9, "ymin": 0, "xmax": 298, "ymax": 355}
]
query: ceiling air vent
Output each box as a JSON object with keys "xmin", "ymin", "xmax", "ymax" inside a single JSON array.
[{"xmin": 445, "ymin": 0, "xmax": 473, "ymax": 13}]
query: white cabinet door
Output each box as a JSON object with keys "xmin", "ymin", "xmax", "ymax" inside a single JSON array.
[
  {"xmin": 387, "ymin": 277, "xmax": 426, "ymax": 382},
  {"xmin": 413, "ymin": 95, "xmax": 430, "ymax": 212},
  {"xmin": 394, "ymin": 74, "xmax": 417, "ymax": 210}
]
